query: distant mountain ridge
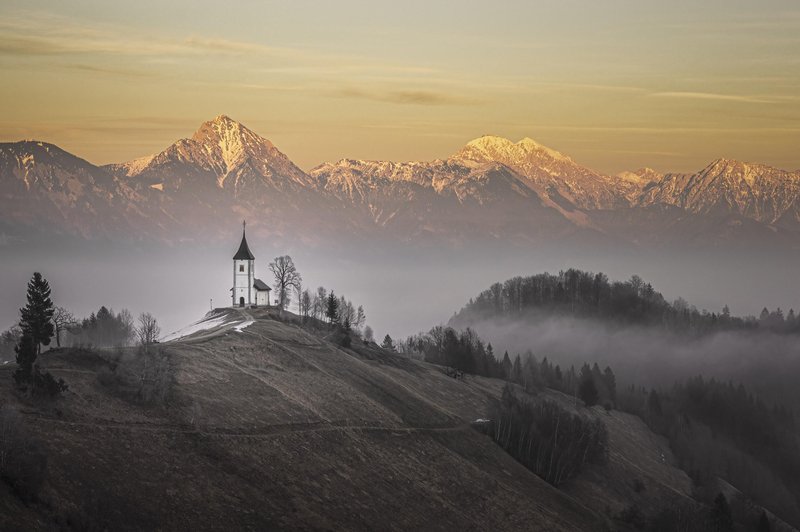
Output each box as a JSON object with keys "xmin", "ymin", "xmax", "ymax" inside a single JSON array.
[{"xmin": 2, "ymin": 115, "xmax": 799, "ymax": 248}]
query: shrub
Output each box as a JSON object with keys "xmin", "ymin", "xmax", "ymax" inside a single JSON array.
[
  {"xmin": 0, "ymin": 406, "xmax": 48, "ymax": 502},
  {"xmin": 617, "ymin": 504, "xmax": 646, "ymax": 529},
  {"xmin": 31, "ymin": 366, "xmax": 68, "ymax": 398},
  {"xmin": 97, "ymin": 346, "xmax": 173, "ymax": 406},
  {"xmin": 340, "ymin": 333, "xmax": 352, "ymax": 348}
]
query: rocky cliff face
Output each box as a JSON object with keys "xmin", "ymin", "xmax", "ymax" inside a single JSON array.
[
  {"xmin": 2, "ymin": 116, "xmax": 800, "ymax": 248},
  {"xmin": 637, "ymin": 159, "xmax": 800, "ymax": 230}
]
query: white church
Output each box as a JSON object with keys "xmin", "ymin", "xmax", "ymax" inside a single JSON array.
[{"xmin": 231, "ymin": 222, "xmax": 271, "ymax": 307}]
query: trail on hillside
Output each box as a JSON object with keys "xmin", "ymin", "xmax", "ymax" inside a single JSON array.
[{"xmin": 18, "ymin": 410, "xmax": 469, "ymax": 439}]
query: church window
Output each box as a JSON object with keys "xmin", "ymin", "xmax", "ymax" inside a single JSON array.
[{"xmin": 239, "ymin": 264, "xmax": 244, "ymax": 272}]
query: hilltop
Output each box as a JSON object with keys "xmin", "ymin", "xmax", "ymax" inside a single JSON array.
[{"xmin": 0, "ymin": 308, "xmax": 705, "ymax": 531}]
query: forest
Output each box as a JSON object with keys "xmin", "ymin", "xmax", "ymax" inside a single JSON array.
[
  {"xmin": 486, "ymin": 385, "xmax": 608, "ymax": 487},
  {"xmin": 451, "ymin": 268, "xmax": 797, "ymax": 335},
  {"xmin": 619, "ymin": 377, "xmax": 800, "ymax": 527},
  {"xmin": 403, "ymin": 311, "xmax": 798, "ymax": 529}
]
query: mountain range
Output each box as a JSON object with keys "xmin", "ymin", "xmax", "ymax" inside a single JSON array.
[{"xmin": 2, "ymin": 115, "xmax": 799, "ymax": 249}]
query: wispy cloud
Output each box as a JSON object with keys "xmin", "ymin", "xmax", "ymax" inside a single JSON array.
[
  {"xmin": 649, "ymin": 91, "xmax": 775, "ymax": 104},
  {"xmin": 63, "ymin": 63, "xmax": 158, "ymax": 78},
  {"xmin": 334, "ymin": 87, "xmax": 481, "ymax": 106}
]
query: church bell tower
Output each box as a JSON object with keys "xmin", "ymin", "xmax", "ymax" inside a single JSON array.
[{"xmin": 232, "ymin": 221, "xmax": 255, "ymax": 307}]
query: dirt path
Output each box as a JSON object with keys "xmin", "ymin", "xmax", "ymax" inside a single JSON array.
[{"xmin": 20, "ymin": 410, "xmax": 469, "ymax": 440}]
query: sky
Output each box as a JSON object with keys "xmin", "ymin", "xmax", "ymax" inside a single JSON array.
[{"xmin": 1, "ymin": 0, "xmax": 799, "ymax": 174}]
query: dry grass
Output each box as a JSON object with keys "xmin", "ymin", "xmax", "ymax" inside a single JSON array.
[{"xmin": 0, "ymin": 308, "xmax": 704, "ymax": 530}]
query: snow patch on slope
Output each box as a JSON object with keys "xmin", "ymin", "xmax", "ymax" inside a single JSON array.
[{"xmin": 161, "ymin": 314, "xmax": 229, "ymax": 342}]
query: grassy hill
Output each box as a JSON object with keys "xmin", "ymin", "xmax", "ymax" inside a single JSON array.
[{"xmin": 0, "ymin": 308, "xmax": 715, "ymax": 530}]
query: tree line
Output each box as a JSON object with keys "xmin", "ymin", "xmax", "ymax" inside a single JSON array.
[
  {"xmin": 452, "ymin": 268, "xmax": 800, "ymax": 335},
  {"xmin": 487, "ymin": 385, "xmax": 608, "ymax": 487},
  {"xmin": 399, "ymin": 325, "xmax": 617, "ymax": 408},
  {"xmin": 619, "ymin": 377, "xmax": 799, "ymax": 528},
  {"xmin": 264, "ymin": 255, "xmax": 373, "ymax": 344}
]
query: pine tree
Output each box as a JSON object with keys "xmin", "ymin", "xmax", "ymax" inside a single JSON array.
[
  {"xmin": 603, "ymin": 366, "xmax": 617, "ymax": 402},
  {"xmin": 325, "ymin": 291, "xmax": 339, "ymax": 324},
  {"xmin": 501, "ymin": 351, "xmax": 512, "ymax": 379},
  {"xmin": 12, "ymin": 333, "xmax": 37, "ymax": 387},
  {"xmin": 648, "ymin": 389, "xmax": 663, "ymax": 416},
  {"xmin": 579, "ymin": 376, "xmax": 599, "ymax": 407},
  {"xmin": 709, "ymin": 493, "xmax": 734, "ymax": 532},
  {"xmin": 19, "ymin": 272, "xmax": 55, "ymax": 355},
  {"xmin": 381, "ymin": 334, "xmax": 394, "ymax": 351},
  {"xmin": 757, "ymin": 510, "xmax": 771, "ymax": 532},
  {"xmin": 512, "ymin": 354, "xmax": 522, "ymax": 384},
  {"xmin": 13, "ymin": 273, "xmax": 67, "ymax": 396}
]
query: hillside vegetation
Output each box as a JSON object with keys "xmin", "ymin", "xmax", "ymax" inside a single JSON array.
[{"xmin": 0, "ymin": 308, "xmax": 712, "ymax": 531}]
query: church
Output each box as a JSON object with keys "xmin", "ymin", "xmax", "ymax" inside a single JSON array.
[{"xmin": 231, "ymin": 222, "xmax": 271, "ymax": 307}]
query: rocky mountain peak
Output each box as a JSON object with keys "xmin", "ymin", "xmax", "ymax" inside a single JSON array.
[
  {"xmin": 190, "ymin": 115, "xmax": 275, "ymax": 172},
  {"xmin": 456, "ymin": 135, "xmax": 572, "ymax": 165},
  {"xmin": 617, "ymin": 167, "xmax": 663, "ymax": 185}
]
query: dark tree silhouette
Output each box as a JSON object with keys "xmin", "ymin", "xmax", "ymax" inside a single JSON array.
[
  {"xmin": 51, "ymin": 306, "xmax": 75, "ymax": 348},
  {"xmin": 757, "ymin": 511, "xmax": 771, "ymax": 532},
  {"xmin": 381, "ymin": 334, "xmax": 394, "ymax": 351},
  {"xmin": 325, "ymin": 290, "xmax": 339, "ymax": 324},
  {"xmin": 19, "ymin": 272, "xmax": 55, "ymax": 355},
  {"xmin": 579, "ymin": 376, "xmax": 599, "ymax": 407},
  {"xmin": 12, "ymin": 334, "xmax": 37, "ymax": 388},
  {"xmin": 502, "ymin": 351, "xmax": 512, "ymax": 379},
  {"xmin": 13, "ymin": 273, "xmax": 67, "ymax": 397},
  {"xmin": 269, "ymin": 255, "xmax": 302, "ymax": 311},
  {"xmin": 709, "ymin": 493, "xmax": 734, "ymax": 532}
]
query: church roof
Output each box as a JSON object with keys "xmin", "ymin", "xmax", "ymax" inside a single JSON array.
[
  {"xmin": 253, "ymin": 278, "xmax": 271, "ymax": 291},
  {"xmin": 233, "ymin": 229, "xmax": 255, "ymax": 260}
]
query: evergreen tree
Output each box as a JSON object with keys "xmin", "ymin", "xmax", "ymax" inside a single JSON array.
[
  {"xmin": 13, "ymin": 274, "xmax": 67, "ymax": 396},
  {"xmin": 19, "ymin": 272, "xmax": 55, "ymax": 355},
  {"xmin": 579, "ymin": 376, "xmax": 599, "ymax": 407},
  {"xmin": 512, "ymin": 354, "xmax": 523, "ymax": 384},
  {"xmin": 325, "ymin": 290, "xmax": 339, "ymax": 324},
  {"xmin": 709, "ymin": 493, "xmax": 734, "ymax": 532},
  {"xmin": 340, "ymin": 316, "xmax": 352, "ymax": 348},
  {"xmin": 12, "ymin": 333, "xmax": 37, "ymax": 387},
  {"xmin": 501, "ymin": 351, "xmax": 512, "ymax": 379},
  {"xmin": 757, "ymin": 511, "xmax": 771, "ymax": 532},
  {"xmin": 603, "ymin": 366, "xmax": 617, "ymax": 402},
  {"xmin": 381, "ymin": 334, "xmax": 395, "ymax": 351},
  {"xmin": 647, "ymin": 389, "xmax": 663, "ymax": 416}
]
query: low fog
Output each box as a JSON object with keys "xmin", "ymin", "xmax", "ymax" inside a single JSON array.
[
  {"xmin": 2, "ymin": 237, "xmax": 799, "ymax": 378},
  {"xmin": 460, "ymin": 314, "xmax": 800, "ymax": 407}
]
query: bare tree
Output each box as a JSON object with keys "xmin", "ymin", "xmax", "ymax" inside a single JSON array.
[
  {"xmin": 312, "ymin": 286, "xmax": 327, "ymax": 320},
  {"xmin": 52, "ymin": 306, "xmax": 76, "ymax": 348},
  {"xmin": 300, "ymin": 289, "xmax": 312, "ymax": 320},
  {"xmin": 136, "ymin": 312, "xmax": 161, "ymax": 348},
  {"xmin": 0, "ymin": 326, "xmax": 22, "ymax": 360},
  {"xmin": 269, "ymin": 255, "xmax": 302, "ymax": 311},
  {"xmin": 355, "ymin": 305, "xmax": 366, "ymax": 331},
  {"xmin": 118, "ymin": 308, "xmax": 135, "ymax": 346},
  {"xmin": 364, "ymin": 325, "xmax": 374, "ymax": 343}
]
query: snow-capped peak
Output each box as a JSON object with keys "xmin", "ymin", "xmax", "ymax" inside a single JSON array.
[
  {"xmin": 617, "ymin": 167, "xmax": 662, "ymax": 185},
  {"xmin": 191, "ymin": 115, "xmax": 275, "ymax": 173},
  {"xmin": 460, "ymin": 135, "xmax": 572, "ymax": 164}
]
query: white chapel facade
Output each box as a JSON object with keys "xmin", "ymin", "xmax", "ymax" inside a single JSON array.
[{"xmin": 232, "ymin": 222, "xmax": 271, "ymax": 307}]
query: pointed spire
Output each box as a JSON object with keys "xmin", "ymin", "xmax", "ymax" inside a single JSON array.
[{"xmin": 233, "ymin": 221, "xmax": 255, "ymax": 260}]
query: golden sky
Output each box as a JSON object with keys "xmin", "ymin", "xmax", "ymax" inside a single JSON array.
[{"xmin": 1, "ymin": 0, "xmax": 799, "ymax": 174}]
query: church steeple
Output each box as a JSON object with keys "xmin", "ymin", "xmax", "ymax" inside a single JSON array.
[{"xmin": 233, "ymin": 220, "xmax": 255, "ymax": 260}]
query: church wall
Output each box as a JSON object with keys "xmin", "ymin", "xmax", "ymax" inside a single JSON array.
[
  {"xmin": 233, "ymin": 259, "xmax": 255, "ymax": 306},
  {"xmin": 256, "ymin": 291, "xmax": 269, "ymax": 306}
]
